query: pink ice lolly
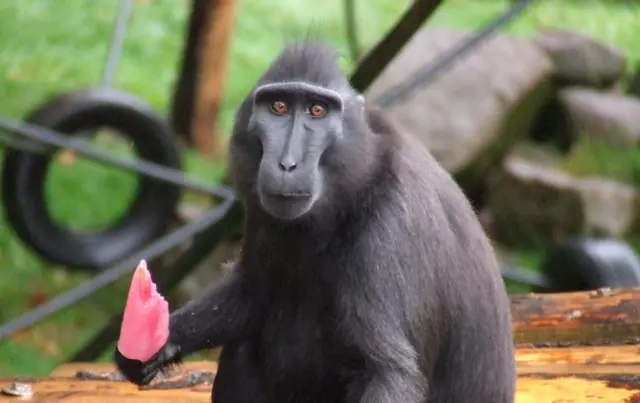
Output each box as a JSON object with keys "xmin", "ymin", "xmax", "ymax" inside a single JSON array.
[{"xmin": 117, "ymin": 260, "xmax": 170, "ymax": 362}]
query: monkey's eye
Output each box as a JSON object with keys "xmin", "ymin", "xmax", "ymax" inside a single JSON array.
[
  {"xmin": 270, "ymin": 101, "xmax": 289, "ymax": 115},
  {"xmin": 308, "ymin": 103, "xmax": 327, "ymax": 118}
]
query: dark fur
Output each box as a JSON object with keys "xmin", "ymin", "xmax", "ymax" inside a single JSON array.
[{"xmin": 115, "ymin": 42, "xmax": 516, "ymax": 403}]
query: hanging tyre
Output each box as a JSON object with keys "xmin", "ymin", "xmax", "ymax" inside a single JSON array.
[{"xmin": 2, "ymin": 88, "xmax": 182, "ymax": 271}]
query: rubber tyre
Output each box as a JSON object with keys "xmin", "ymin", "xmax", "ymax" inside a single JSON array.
[
  {"xmin": 2, "ymin": 88, "xmax": 182, "ymax": 270},
  {"xmin": 540, "ymin": 237, "xmax": 640, "ymax": 292}
]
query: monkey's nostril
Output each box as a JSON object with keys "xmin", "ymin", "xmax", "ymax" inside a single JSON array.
[{"xmin": 278, "ymin": 159, "xmax": 297, "ymax": 172}]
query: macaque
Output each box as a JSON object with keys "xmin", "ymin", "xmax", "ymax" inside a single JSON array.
[{"xmin": 115, "ymin": 42, "xmax": 516, "ymax": 403}]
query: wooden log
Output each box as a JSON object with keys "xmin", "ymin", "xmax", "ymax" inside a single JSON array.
[
  {"xmin": 516, "ymin": 344, "xmax": 640, "ymax": 367},
  {"xmin": 3, "ymin": 345, "xmax": 640, "ymax": 402},
  {"xmin": 170, "ymin": 0, "xmax": 236, "ymax": 158},
  {"xmin": 4, "ymin": 288, "xmax": 640, "ymax": 401},
  {"xmin": 170, "ymin": 0, "xmax": 212, "ymax": 145},
  {"xmin": 191, "ymin": 0, "xmax": 236, "ymax": 158},
  {"xmin": 509, "ymin": 287, "xmax": 640, "ymax": 347}
]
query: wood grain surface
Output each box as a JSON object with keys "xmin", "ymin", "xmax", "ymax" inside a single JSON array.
[
  {"xmin": 0, "ymin": 345, "xmax": 639, "ymax": 402},
  {"xmin": 2, "ymin": 288, "xmax": 640, "ymax": 402},
  {"xmin": 511, "ymin": 287, "xmax": 640, "ymax": 347}
]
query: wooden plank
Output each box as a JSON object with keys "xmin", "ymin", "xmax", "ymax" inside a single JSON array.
[
  {"xmin": 516, "ymin": 345, "xmax": 640, "ymax": 377},
  {"xmin": 510, "ymin": 287, "xmax": 640, "ymax": 347},
  {"xmin": 190, "ymin": 0, "xmax": 236, "ymax": 158},
  {"xmin": 2, "ymin": 345, "xmax": 640, "ymax": 402},
  {"xmin": 3, "ymin": 377, "xmax": 635, "ymax": 403},
  {"xmin": 516, "ymin": 377, "xmax": 640, "ymax": 403},
  {"xmin": 517, "ymin": 347, "xmax": 640, "ymax": 402},
  {"xmin": 0, "ymin": 380, "xmax": 210, "ymax": 402},
  {"xmin": 516, "ymin": 344, "xmax": 640, "ymax": 367},
  {"xmin": 4, "ymin": 288, "xmax": 640, "ymax": 401}
]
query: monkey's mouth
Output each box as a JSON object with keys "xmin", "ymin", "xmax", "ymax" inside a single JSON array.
[
  {"xmin": 266, "ymin": 192, "xmax": 313, "ymax": 201},
  {"xmin": 259, "ymin": 189, "xmax": 316, "ymax": 220}
]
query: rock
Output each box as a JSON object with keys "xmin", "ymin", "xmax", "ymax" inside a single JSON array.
[
  {"xmin": 505, "ymin": 142, "xmax": 561, "ymax": 168},
  {"xmin": 365, "ymin": 28, "xmax": 553, "ymax": 205},
  {"xmin": 529, "ymin": 94, "xmax": 576, "ymax": 152},
  {"xmin": 487, "ymin": 149, "xmax": 639, "ymax": 247},
  {"xmin": 577, "ymin": 178, "xmax": 638, "ymax": 237},
  {"xmin": 534, "ymin": 29, "xmax": 627, "ymax": 88},
  {"xmin": 628, "ymin": 67, "xmax": 640, "ymax": 98},
  {"xmin": 557, "ymin": 87, "xmax": 640, "ymax": 147},
  {"xmin": 634, "ymin": 196, "xmax": 640, "ymax": 234},
  {"xmin": 487, "ymin": 155, "xmax": 585, "ymax": 247}
]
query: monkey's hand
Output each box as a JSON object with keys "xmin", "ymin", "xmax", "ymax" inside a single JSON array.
[{"xmin": 114, "ymin": 341, "xmax": 182, "ymax": 386}]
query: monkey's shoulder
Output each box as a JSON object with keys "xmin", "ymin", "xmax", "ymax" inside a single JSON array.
[{"xmin": 355, "ymin": 131, "xmax": 498, "ymax": 272}]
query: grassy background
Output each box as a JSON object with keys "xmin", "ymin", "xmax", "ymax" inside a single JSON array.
[{"xmin": 0, "ymin": 0, "xmax": 639, "ymax": 377}]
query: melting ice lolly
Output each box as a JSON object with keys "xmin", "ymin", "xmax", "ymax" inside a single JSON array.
[{"xmin": 117, "ymin": 260, "xmax": 170, "ymax": 362}]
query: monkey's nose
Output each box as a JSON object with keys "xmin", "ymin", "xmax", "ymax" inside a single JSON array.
[{"xmin": 278, "ymin": 157, "xmax": 297, "ymax": 172}]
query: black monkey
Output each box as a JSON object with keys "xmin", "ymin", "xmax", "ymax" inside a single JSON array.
[{"xmin": 115, "ymin": 42, "xmax": 516, "ymax": 403}]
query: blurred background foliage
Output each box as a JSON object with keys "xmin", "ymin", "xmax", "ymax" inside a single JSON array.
[{"xmin": 0, "ymin": 0, "xmax": 638, "ymax": 377}]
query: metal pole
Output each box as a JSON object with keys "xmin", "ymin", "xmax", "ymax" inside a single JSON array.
[
  {"xmin": 0, "ymin": 118, "xmax": 234, "ymax": 199},
  {"xmin": 0, "ymin": 198, "xmax": 237, "ymax": 342},
  {"xmin": 102, "ymin": 0, "xmax": 134, "ymax": 88}
]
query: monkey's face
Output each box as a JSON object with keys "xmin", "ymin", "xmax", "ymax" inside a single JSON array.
[{"xmin": 247, "ymin": 82, "xmax": 345, "ymax": 221}]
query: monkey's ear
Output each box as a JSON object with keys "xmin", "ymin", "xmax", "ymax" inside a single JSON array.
[{"xmin": 247, "ymin": 101, "xmax": 259, "ymax": 131}]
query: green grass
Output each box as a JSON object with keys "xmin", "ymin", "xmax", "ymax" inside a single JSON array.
[
  {"xmin": 0, "ymin": 0, "xmax": 639, "ymax": 377},
  {"xmin": 561, "ymin": 137, "xmax": 640, "ymax": 186}
]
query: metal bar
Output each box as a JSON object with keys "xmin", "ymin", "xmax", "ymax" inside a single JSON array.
[
  {"xmin": 0, "ymin": 0, "xmax": 240, "ymax": 348},
  {"xmin": 376, "ymin": 0, "xmax": 533, "ymax": 108},
  {"xmin": 0, "ymin": 197, "xmax": 237, "ymax": 342},
  {"xmin": 70, "ymin": 200, "xmax": 244, "ymax": 362},
  {"xmin": 344, "ymin": 0, "xmax": 361, "ymax": 63},
  {"xmin": 102, "ymin": 0, "xmax": 134, "ymax": 88},
  {"xmin": 0, "ymin": 132, "xmax": 48, "ymax": 153},
  {"xmin": 0, "ymin": 117, "xmax": 234, "ymax": 199},
  {"xmin": 0, "ymin": 0, "xmax": 537, "ymax": 354},
  {"xmin": 349, "ymin": 0, "xmax": 445, "ymax": 93}
]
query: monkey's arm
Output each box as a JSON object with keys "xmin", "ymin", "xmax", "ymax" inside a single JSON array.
[
  {"xmin": 115, "ymin": 264, "xmax": 263, "ymax": 385},
  {"xmin": 340, "ymin": 267, "xmax": 430, "ymax": 402},
  {"xmin": 348, "ymin": 317, "xmax": 429, "ymax": 403},
  {"xmin": 356, "ymin": 369, "xmax": 428, "ymax": 403}
]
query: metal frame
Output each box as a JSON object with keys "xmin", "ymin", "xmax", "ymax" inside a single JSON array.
[
  {"xmin": 0, "ymin": 0, "xmax": 239, "ymax": 347},
  {"xmin": 0, "ymin": 0, "xmax": 534, "ymax": 362}
]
